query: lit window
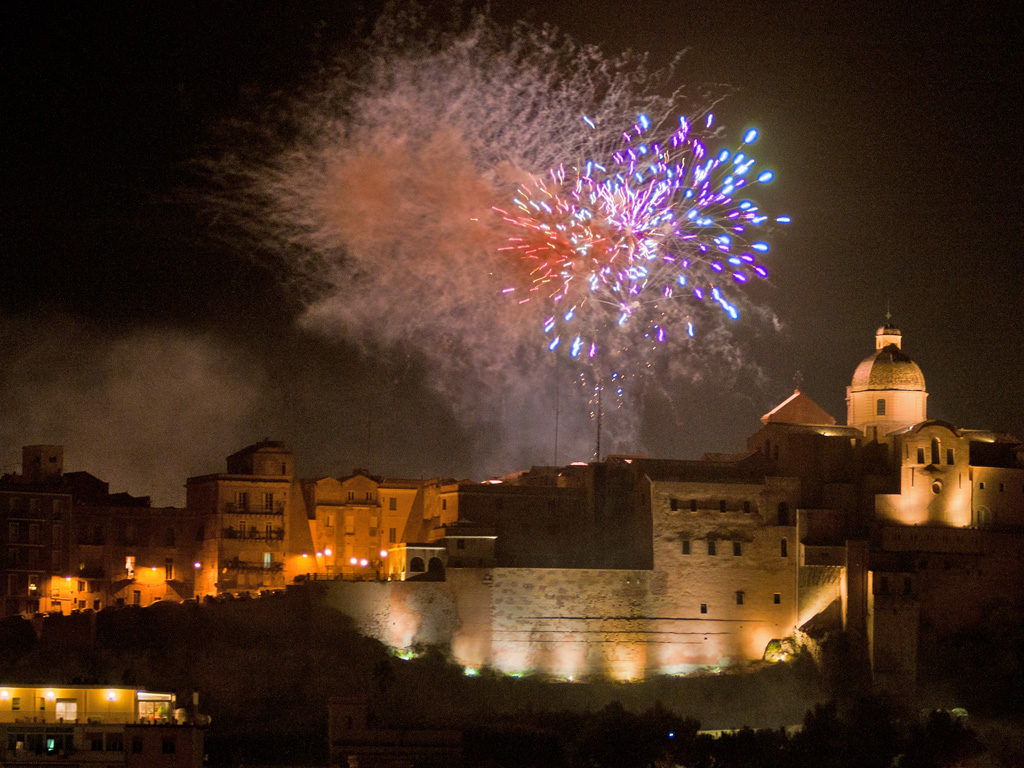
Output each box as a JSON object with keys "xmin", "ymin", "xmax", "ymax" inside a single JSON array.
[{"xmin": 263, "ymin": 552, "xmax": 272, "ymax": 569}]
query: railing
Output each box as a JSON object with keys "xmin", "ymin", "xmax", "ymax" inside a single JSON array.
[
  {"xmin": 223, "ymin": 502, "xmax": 285, "ymax": 515},
  {"xmin": 221, "ymin": 557, "xmax": 284, "ymax": 572},
  {"xmin": 220, "ymin": 526, "xmax": 285, "ymax": 541}
]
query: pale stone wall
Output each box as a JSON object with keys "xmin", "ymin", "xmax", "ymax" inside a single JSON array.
[{"xmin": 876, "ymin": 424, "xmax": 972, "ymax": 526}]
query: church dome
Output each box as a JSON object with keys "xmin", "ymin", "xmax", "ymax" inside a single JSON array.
[{"xmin": 849, "ymin": 325, "xmax": 926, "ymax": 392}]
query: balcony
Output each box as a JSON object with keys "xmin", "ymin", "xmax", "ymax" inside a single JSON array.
[
  {"xmin": 223, "ymin": 501, "xmax": 285, "ymax": 515},
  {"xmin": 220, "ymin": 526, "xmax": 285, "ymax": 541},
  {"xmin": 221, "ymin": 557, "xmax": 283, "ymax": 572}
]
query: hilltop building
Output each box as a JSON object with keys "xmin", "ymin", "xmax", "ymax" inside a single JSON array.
[{"xmin": 1, "ymin": 323, "xmax": 1021, "ymax": 692}]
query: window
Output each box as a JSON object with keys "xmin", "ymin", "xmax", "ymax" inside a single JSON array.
[
  {"xmin": 773, "ymin": 593, "xmax": 781, "ymax": 604},
  {"xmin": 707, "ymin": 539, "xmax": 716, "ymax": 556},
  {"xmin": 106, "ymin": 733, "xmax": 123, "ymax": 751},
  {"xmin": 670, "ymin": 498, "xmax": 679, "ymax": 511},
  {"xmin": 238, "ymin": 521, "xmax": 247, "ymax": 538},
  {"xmin": 235, "ymin": 491, "xmax": 249, "ymax": 510},
  {"xmin": 719, "ymin": 500, "xmax": 727, "ymax": 513},
  {"xmin": 442, "ymin": 499, "xmax": 447, "ymax": 511},
  {"xmin": 55, "ymin": 699, "xmax": 77, "ymax": 722},
  {"xmin": 369, "ymin": 527, "xmax": 377, "ymax": 538},
  {"xmin": 78, "ymin": 580, "xmax": 85, "ymax": 592},
  {"xmin": 681, "ymin": 540, "xmax": 690, "ymax": 555},
  {"xmin": 164, "ymin": 558, "xmax": 174, "ymax": 581},
  {"xmin": 690, "ymin": 499, "xmax": 697, "ymax": 512},
  {"xmin": 780, "ymin": 538, "xmax": 788, "ymax": 557},
  {"xmin": 743, "ymin": 501, "xmax": 751, "ymax": 514},
  {"xmin": 999, "ymin": 483, "xmax": 1005, "ymax": 492},
  {"xmin": 133, "ymin": 590, "xmax": 141, "ymax": 606},
  {"xmin": 266, "ymin": 523, "xmax": 273, "ymax": 539},
  {"xmin": 917, "ymin": 447, "xmax": 925, "ymax": 464},
  {"xmin": 946, "ymin": 448, "xmax": 955, "ymax": 465},
  {"xmin": 931, "ymin": 438, "xmax": 940, "ymax": 465},
  {"xmin": 979, "ymin": 481, "xmax": 986, "ymax": 490},
  {"xmin": 733, "ymin": 541, "xmax": 742, "ymax": 556},
  {"xmin": 89, "ymin": 733, "xmax": 104, "ymax": 750},
  {"xmin": 263, "ymin": 552, "xmax": 272, "ymax": 569},
  {"xmin": 389, "ymin": 527, "xmax": 396, "ymax": 544},
  {"xmin": 264, "ymin": 492, "xmax": 274, "ymax": 512},
  {"xmin": 735, "ymin": 591, "xmax": 744, "ymax": 605},
  {"xmin": 409, "ymin": 557, "xmax": 425, "ymax": 573},
  {"xmin": 347, "ymin": 491, "xmax": 354, "ymax": 501},
  {"xmin": 132, "ymin": 736, "xmax": 143, "ymax": 753},
  {"xmin": 162, "ymin": 736, "xmax": 176, "ymax": 754},
  {"xmin": 11, "ymin": 697, "xmax": 20, "ymax": 711},
  {"xmin": 699, "ymin": 603, "xmax": 707, "ymax": 614},
  {"xmin": 876, "ymin": 398, "xmax": 885, "ymax": 415},
  {"xmin": 389, "ymin": 497, "xmax": 397, "ymax": 511}
]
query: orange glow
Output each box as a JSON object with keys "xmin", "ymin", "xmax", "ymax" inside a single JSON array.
[
  {"xmin": 324, "ymin": 548, "xmax": 333, "ymax": 556},
  {"xmin": 379, "ymin": 549, "xmax": 388, "ymax": 558}
]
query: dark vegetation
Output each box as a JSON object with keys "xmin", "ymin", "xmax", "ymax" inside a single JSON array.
[{"xmin": 0, "ymin": 585, "xmax": 1020, "ymax": 766}]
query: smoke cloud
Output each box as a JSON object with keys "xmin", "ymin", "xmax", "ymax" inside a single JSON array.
[
  {"xmin": 0, "ymin": 317, "xmax": 263, "ymax": 506},
  {"xmin": 206, "ymin": 9, "xmax": 783, "ymax": 473}
]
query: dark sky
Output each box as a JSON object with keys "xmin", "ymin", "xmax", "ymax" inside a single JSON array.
[{"xmin": 3, "ymin": 2, "xmax": 1022, "ymax": 504}]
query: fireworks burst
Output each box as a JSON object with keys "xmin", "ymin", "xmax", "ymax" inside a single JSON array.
[
  {"xmin": 496, "ymin": 112, "xmax": 788, "ymax": 371},
  {"xmin": 205, "ymin": 9, "xmax": 784, "ymax": 468}
]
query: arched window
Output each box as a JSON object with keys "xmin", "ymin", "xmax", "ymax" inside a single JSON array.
[
  {"xmin": 931, "ymin": 438, "xmax": 940, "ymax": 465},
  {"xmin": 876, "ymin": 398, "xmax": 886, "ymax": 416},
  {"xmin": 408, "ymin": 557, "xmax": 425, "ymax": 573},
  {"xmin": 777, "ymin": 501, "xmax": 791, "ymax": 526}
]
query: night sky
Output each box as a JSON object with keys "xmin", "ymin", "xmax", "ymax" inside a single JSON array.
[{"xmin": 3, "ymin": 2, "xmax": 1022, "ymax": 505}]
